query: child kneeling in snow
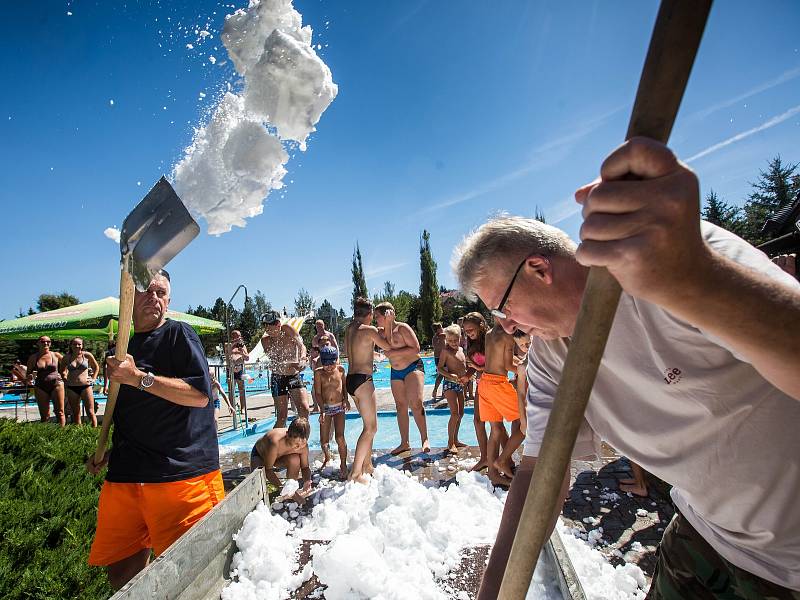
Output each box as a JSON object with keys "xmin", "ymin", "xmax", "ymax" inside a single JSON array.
[
  {"xmin": 250, "ymin": 416, "xmax": 313, "ymax": 504},
  {"xmin": 314, "ymin": 346, "xmax": 350, "ymax": 478}
]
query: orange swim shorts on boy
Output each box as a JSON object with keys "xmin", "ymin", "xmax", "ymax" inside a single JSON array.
[
  {"xmin": 88, "ymin": 470, "xmax": 224, "ymax": 566},
  {"xmin": 477, "ymin": 373, "xmax": 520, "ymax": 422}
]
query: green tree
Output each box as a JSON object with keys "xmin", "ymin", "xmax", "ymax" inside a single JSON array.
[
  {"xmin": 294, "ymin": 288, "xmax": 315, "ymax": 318},
  {"xmin": 418, "ymin": 230, "xmax": 442, "ymax": 346},
  {"xmin": 701, "ymin": 189, "xmax": 742, "ymax": 234},
  {"xmin": 351, "ymin": 243, "xmax": 368, "ymax": 309},
  {"xmin": 393, "ymin": 290, "xmax": 418, "ymax": 325},
  {"xmin": 36, "ymin": 292, "xmax": 80, "ymax": 313},
  {"xmin": 740, "ymin": 156, "xmax": 799, "ymax": 245},
  {"xmin": 251, "ymin": 291, "xmax": 272, "ymax": 323},
  {"xmin": 316, "ymin": 299, "xmax": 346, "ymax": 345},
  {"xmin": 236, "ymin": 296, "xmax": 260, "ymax": 347},
  {"xmin": 534, "ymin": 206, "xmax": 547, "ymax": 223}
]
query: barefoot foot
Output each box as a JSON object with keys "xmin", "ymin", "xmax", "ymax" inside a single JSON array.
[
  {"xmin": 469, "ymin": 459, "xmax": 488, "ymax": 472},
  {"xmin": 454, "ymin": 440, "xmax": 468, "ymax": 448},
  {"xmin": 494, "ymin": 457, "xmax": 516, "ymax": 476},
  {"xmin": 339, "ymin": 466, "xmax": 348, "ymax": 480},
  {"xmin": 447, "ymin": 445, "xmax": 458, "ymax": 455},
  {"xmin": 390, "ymin": 443, "xmax": 411, "ymax": 456},
  {"xmin": 421, "ymin": 440, "xmax": 431, "ymax": 453},
  {"xmin": 489, "ymin": 472, "xmax": 513, "ymax": 488}
]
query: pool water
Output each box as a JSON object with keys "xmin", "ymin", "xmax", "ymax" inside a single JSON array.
[
  {"xmin": 217, "ymin": 356, "xmax": 439, "ymax": 394},
  {"xmin": 218, "ymin": 408, "xmax": 503, "ymax": 452}
]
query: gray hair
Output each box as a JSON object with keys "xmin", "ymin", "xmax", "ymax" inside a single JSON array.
[{"xmin": 452, "ymin": 215, "xmax": 576, "ymax": 297}]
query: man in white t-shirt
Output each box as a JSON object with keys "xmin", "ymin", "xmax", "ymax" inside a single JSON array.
[{"xmin": 454, "ymin": 138, "xmax": 800, "ymax": 600}]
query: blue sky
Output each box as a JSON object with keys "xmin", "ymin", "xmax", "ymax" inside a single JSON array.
[{"xmin": 1, "ymin": 0, "xmax": 799, "ymax": 320}]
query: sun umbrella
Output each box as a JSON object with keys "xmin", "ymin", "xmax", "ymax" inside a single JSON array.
[{"xmin": 0, "ymin": 296, "xmax": 223, "ymax": 340}]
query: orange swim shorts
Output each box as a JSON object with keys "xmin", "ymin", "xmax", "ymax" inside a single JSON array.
[
  {"xmin": 477, "ymin": 373, "xmax": 520, "ymax": 423},
  {"xmin": 88, "ymin": 470, "xmax": 224, "ymax": 566}
]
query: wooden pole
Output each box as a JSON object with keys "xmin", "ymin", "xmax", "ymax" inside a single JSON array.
[
  {"xmin": 497, "ymin": 1, "xmax": 713, "ymax": 597},
  {"xmin": 94, "ymin": 255, "xmax": 136, "ymax": 464}
]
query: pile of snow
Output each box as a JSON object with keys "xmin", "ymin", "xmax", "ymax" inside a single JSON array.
[
  {"xmin": 557, "ymin": 521, "xmax": 648, "ymax": 599},
  {"xmin": 223, "ymin": 465, "xmax": 560, "ymax": 599},
  {"xmin": 223, "ymin": 464, "xmax": 648, "ymax": 599},
  {"xmin": 173, "ymin": 0, "xmax": 337, "ymax": 234}
]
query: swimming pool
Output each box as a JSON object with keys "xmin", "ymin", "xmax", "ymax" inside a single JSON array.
[
  {"xmin": 218, "ymin": 408, "xmax": 494, "ymax": 452},
  {"xmin": 217, "ymin": 356, "xmax": 440, "ymax": 394}
]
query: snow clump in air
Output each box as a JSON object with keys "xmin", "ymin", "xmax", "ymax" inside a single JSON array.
[
  {"xmin": 104, "ymin": 227, "xmax": 121, "ymax": 244},
  {"xmin": 172, "ymin": 0, "xmax": 337, "ymax": 235}
]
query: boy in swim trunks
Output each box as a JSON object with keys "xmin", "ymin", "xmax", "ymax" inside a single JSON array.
[
  {"xmin": 479, "ymin": 326, "xmax": 525, "ymax": 486},
  {"xmin": 250, "ymin": 417, "xmax": 313, "ymax": 504},
  {"xmin": 314, "ymin": 346, "xmax": 350, "ymax": 478},
  {"xmin": 345, "ymin": 297, "xmax": 397, "ymax": 482},
  {"xmin": 437, "ymin": 324, "xmax": 469, "ymax": 453}
]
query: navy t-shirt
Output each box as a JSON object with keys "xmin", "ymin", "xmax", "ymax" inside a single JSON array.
[{"xmin": 106, "ymin": 319, "xmax": 219, "ymax": 483}]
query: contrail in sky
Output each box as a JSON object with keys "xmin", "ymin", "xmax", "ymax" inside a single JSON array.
[{"xmin": 685, "ymin": 104, "xmax": 800, "ymax": 163}]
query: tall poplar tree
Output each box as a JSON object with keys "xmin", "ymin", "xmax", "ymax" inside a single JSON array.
[
  {"xmin": 351, "ymin": 243, "xmax": 368, "ymax": 310},
  {"xmin": 418, "ymin": 230, "xmax": 442, "ymax": 346}
]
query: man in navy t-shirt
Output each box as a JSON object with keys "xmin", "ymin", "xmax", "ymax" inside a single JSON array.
[{"xmin": 86, "ymin": 270, "xmax": 223, "ymax": 590}]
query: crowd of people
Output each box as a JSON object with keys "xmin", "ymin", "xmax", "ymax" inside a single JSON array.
[{"xmin": 7, "ymin": 136, "xmax": 793, "ymax": 598}]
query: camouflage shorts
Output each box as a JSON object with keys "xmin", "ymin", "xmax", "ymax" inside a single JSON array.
[{"xmin": 647, "ymin": 511, "xmax": 800, "ymax": 599}]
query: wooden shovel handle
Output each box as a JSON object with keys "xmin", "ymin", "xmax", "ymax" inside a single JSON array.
[
  {"xmin": 497, "ymin": 1, "xmax": 712, "ymax": 598},
  {"xmin": 94, "ymin": 258, "xmax": 136, "ymax": 465}
]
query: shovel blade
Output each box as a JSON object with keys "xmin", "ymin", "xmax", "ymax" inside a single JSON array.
[{"xmin": 121, "ymin": 177, "xmax": 200, "ymax": 291}]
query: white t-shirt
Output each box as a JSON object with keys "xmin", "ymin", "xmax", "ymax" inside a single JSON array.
[{"xmin": 524, "ymin": 222, "xmax": 800, "ymax": 590}]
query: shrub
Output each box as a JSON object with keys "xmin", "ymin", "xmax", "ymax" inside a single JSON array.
[{"xmin": 0, "ymin": 419, "xmax": 112, "ymax": 599}]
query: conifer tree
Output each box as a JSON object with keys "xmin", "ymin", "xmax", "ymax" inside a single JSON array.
[
  {"xmin": 701, "ymin": 189, "xmax": 742, "ymax": 234},
  {"xmin": 351, "ymin": 243, "xmax": 368, "ymax": 310},
  {"xmin": 418, "ymin": 230, "xmax": 442, "ymax": 346},
  {"xmin": 740, "ymin": 156, "xmax": 799, "ymax": 245}
]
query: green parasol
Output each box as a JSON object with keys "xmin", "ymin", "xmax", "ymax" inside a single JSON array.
[{"xmin": 0, "ymin": 297, "xmax": 222, "ymax": 340}]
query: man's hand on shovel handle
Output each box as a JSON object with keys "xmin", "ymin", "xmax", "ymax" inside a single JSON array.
[
  {"xmin": 574, "ymin": 137, "xmax": 709, "ymax": 308},
  {"xmin": 86, "ymin": 450, "xmax": 110, "ymax": 475},
  {"xmin": 106, "ymin": 354, "xmax": 145, "ymax": 387}
]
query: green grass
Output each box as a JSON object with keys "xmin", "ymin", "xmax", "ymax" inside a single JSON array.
[{"xmin": 0, "ymin": 419, "xmax": 112, "ymax": 600}]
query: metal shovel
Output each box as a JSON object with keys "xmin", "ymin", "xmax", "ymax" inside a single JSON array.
[{"xmin": 94, "ymin": 177, "xmax": 199, "ymax": 464}]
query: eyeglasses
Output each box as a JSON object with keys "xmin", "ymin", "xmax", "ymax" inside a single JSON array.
[{"xmin": 490, "ymin": 256, "xmax": 532, "ymax": 320}]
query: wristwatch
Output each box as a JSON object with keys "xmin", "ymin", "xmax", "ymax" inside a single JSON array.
[{"xmin": 138, "ymin": 372, "xmax": 155, "ymax": 390}]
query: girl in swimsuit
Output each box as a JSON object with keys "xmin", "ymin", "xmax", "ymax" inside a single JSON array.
[
  {"xmin": 60, "ymin": 337, "xmax": 99, "ymax": 426},
  {"xmin": 26, "ymin": 336, "xmax": 65, "ymax": 426},
  {"xmin": 462, "ymin": 312, "xmax": 490, "ymax": 472}
]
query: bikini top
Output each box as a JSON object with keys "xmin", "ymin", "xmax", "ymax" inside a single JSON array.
[
  {"xmin": 67, "ymin": 354, "xmax": 89, "ymax": 373},
  {"xmin": 471, "ymin": 352, "xmax": 486, "ymax": 367},
  {"xmin": 37, "ymin": 353, "xmax": 60, "ymax": 379}
]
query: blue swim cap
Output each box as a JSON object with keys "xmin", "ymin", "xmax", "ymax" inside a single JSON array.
[{"xmin": 320, "ymin": 346, "xmax": 338, "ymax": 365}]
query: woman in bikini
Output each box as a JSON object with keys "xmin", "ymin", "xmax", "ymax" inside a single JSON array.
[
  {"xmin": 461, "ymin": 312, "xmax": 492, "ymax": 472},
  {"xmin": 26, "ymin": 336, "xmax": 65, "ymax": 426},
  {"xmin": 60, "ymin": 337, "xmax": 100, "ymax": 426}
]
